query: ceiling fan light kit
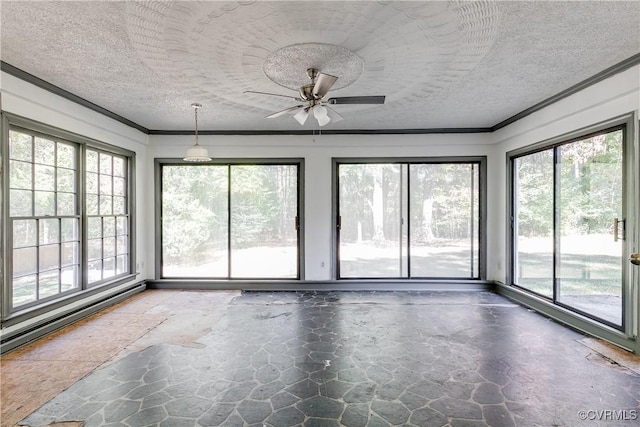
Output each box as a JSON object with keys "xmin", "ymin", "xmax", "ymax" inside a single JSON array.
[
  {"xmin": 294, "ymin": 107, "xmax": 310, "ymax": 126},
  {"xmin": 247, "ymin": 58, "xmax": 385, "ymax": 127},
  {"xmin": 183, "ymin": 103, "xmax": 212, "ymax": 162},
  {"xmin": 313, "ymin": 105, "xmax": 330, "ymax": 127}
]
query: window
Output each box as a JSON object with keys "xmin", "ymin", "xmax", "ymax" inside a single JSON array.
[
  {"xmin": 9, "ymin": 131, "xmax": 80, "ymax": 307},
  {"xmin": 5, "ymin": 120, "xmax": 135, "ymax": 314},
  {"xmin": 336, "ymin": 158, "xmax": 484, "ymax": 279},
  {"xmin": 159, "ymin": 161, "xmax": 301, "ymax": 279},
  {"xmin": 510, "ymin": 125, "xmax": 626, "ymax": 328},
  {"xmin": 86, "ymin": 150, "xmax": 130, "ymax": 284}
]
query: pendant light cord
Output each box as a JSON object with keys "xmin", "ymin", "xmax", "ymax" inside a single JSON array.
[{"xmin": 194, "ymin": 105, "xmax": 200, "ymax": 146}]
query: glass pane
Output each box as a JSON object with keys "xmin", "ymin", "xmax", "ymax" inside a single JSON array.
[
  {"xmin": 100, "ymin": 196, "xmax": 113, "ymax": 215},
  {"xmin": 34, "ymin": 137, "xmax": 55, "ymax": 165},
  {"xmin": 10, "ymin": 160, "xmax": 32, "ymax": 190},
  {"xmin": 39, "ymin": 270, "xmax": 60, "ymax": 298},
  {"xmin": 88, "ymin": 217, "xmax": 102, "ymax": 239},
  {"xmin": 117, "ymin": 235, "xmax": 128, "ymax": 255},
  {"xmin": 57, "ymin": 193, "xmax": 75, "ymax": 216},
  {"xmin": 410, "ymin": 164, "xmax": 478, "ymax": 278},
  {"xmin": 87, "ymin": 172, "xmax": 99, "ymax": 194},
  {"xmin": 10, "ymin": 131, "xmax": 32, "ymax": 161},
  {"xmin": 61, "ymin": 242, "xmax": 78, "ymax": 267},
  {"xmin": 61, "ymin": 218, "xmax": 78, "ymax": 242},
  {"xmin": 39, "ymin": 244, "xmax": 59, "ymax": 271},
  {"xmin": 87, "ymin": 150, "xmax": 98, "ymax": 173},
  {"xmin": 13, "ymin": 274, "xmax": 37, "ymax": 307},
  {"xmin": 100, "ymin": 174, "xmax": 113, "ymax": 195},
  {"xmin": 99, "ymin": 153, "xmax": 112, "ymax": 175},
  {"xmin": 103, "ymin": 257, "xmax": 116, "ymax": 279},
  {"xmin": 103, "ymin": 217, "xmax": 115, "ymax": 237},
  {"xmin": 116, "ymin": 255, "xmax": 127, "ymax": 275},
  {"xmin": 39, "ymin": 218, "xmax": 59, "ymax": 244},
  {"xmin": 61, "ymin": 265, "xmax": 79, "ymax": 291},
  {"xmin": 57, "ymin": 168, "xmax": 75, "ymax": 192},
  {"xmin": 88, "ymin": 239, "xmax": 102, "ymax": 261},
  {"xmin": 88, "ymin": 260, "xmax": 102, "ymax": 283},
  {"xmin": 104, "ymin": 237, "xmax": 116, "ymax": 257},
  {"xmin": 161, "ymin": 165, "xmax": 229, "ymax": 277},
  {"xmin": 34, "ymin": 191, "xmax": 55, "ymax": 216},
  {"xmin": 87, "ymin": 194, "xmax": 99, "ymax": 215},
  {"xmin": 116, "ymin": 216, "xmax": 128, "ymax": 236},
  {"xmin": 557, "ymin": 130, "xmax": 623, "ymax": 325},
  {"xmin": 10, "ymin": 189, "xmax": 33, "ymax": 216},
  {"xmin": 34, "ymin": 164, "xmax": 55, "ymax": 190},
  {"xmin": 13, "ymin": 219, "xmax": 37, "ymax": 248},
  {"xmin": 114, "ymin": 177, "xmax": 126, "ymax": 196},
  {"xmin": 57, "ymin": 143, "xmax": 75, "ymax": 169},
  {"xmin": 113, "ymin": 196, "xmax": 126, "ymax": 215},
  {"xmin": 514, "ymin": 150, "xmax": 554, "ymax": 298},
  {"xmin": 113, "ymin": 157, "xmax": 125, "ymax": 177},
  {"xmin": 339, "ymin": 164, "xmax": 402, "ymax": 278},
  {"xmin": 230, "ymin": 165, "xmax": 298, "ymax": 278},
  {"xmin": 13, "ymin": 247, "xmax": 37, "ymax": 276}
]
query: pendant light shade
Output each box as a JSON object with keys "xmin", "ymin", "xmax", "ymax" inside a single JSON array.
[{"xmin": 183, "ymin": 103, "xmax": 211, "ymax": 162}]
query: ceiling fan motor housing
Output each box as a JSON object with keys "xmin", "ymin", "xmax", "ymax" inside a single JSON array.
[{"xmin": 299, "ymin": 84, "xmax": 315, "ymax": 101}]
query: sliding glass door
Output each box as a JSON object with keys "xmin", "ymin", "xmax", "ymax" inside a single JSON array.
[
  {"xmin": 230, "ymin": 165, "xmax": 299, "ymax": 278},
  {"xmin": 336, "ymin": 159, "xmax": 483, "ymax": 279},
  {"xmin": 160, "ymin": 162, "xmax": 300, "ymax": 279},
  {"xmin": 161, "ymin": 165, "xmax": 229, "ymax": 277},
  {"xmin": 338, "ymin": 164, "xmax": 405, "ymax": 278},
  {"xmin": 512, "ymin": 126, "xmax": 626, "ymax": 327},
  {"xmin": 513, "ymin": 149, "xmax": 554, "ymax": 298},
  {"xmin": 410, "ymin": 164, "xmax": 480, "ymax": 278}
]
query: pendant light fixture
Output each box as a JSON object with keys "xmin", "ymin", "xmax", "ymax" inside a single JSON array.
[{"xmin": 183, "ymin": 103, "xmax": 211, "ymax": 162}]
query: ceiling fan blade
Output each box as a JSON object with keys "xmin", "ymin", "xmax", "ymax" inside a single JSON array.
[
  {"xmin": 327, "ymin": 96, "xmax": 386, "ymax": 105},
  {"xmin": 244, "ymin": 90, "xmax": 301, "ymax": 101},
  {"xmin": 266, "ymin": 105, "xmax": 304, "ymax": 119},
  {"xmin": 312, "ymin": 73, "xmax": 338, "ymax": 99},
  {"xmin": 325, "ymin": 106, "xmax": 343, "ymax": 123}
]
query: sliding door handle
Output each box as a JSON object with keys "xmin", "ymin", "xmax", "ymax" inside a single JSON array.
[{"xmin": 614, "ymin": 218, "xmax": 625, "ymax": 242}]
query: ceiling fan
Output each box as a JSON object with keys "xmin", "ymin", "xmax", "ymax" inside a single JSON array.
[{"xmin": 245, "ymin": 68, "xmax": 385, "ymax": 127}]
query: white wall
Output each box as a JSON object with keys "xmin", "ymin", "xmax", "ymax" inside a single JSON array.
[
  {"xmin": 4, "ymin": 62, "xmax": 637, "ymax": 285},
  {"xmin": 148, "ymin": 133, "xmax": 494, "ymax": 280},
  {"xmin": 1, "ymin": 71, "xmax": 150, "ymax": 282},
  {"xmin": 489, "ymin": 65, "xmax": 640, "ymax": 284}
]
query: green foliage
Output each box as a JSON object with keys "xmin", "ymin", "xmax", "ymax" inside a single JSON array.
[
  {"xmin": 558, "ymin": 132, "xmax": 622, "ymax": 234},
  {"xmin": 162, "ymin": 165, "xmax": 297, "ymax": 262},
  {"xmin": 162, "ymin": 166, "xmax": 225, "ymax": 262},
  {"xmin": 230, "ymin": 165, "xmax": 297, "ymax": 249},
  {"xmin": 339, "ymin": 163, "xmax": 478, "ymax": 243},
  {"xmin": 516, "ymin": 150, "xmax": 554, "ymax": 236},
  {"xmin": 517, "ymin": 130, "xmax": 623, "ymax": 237}
]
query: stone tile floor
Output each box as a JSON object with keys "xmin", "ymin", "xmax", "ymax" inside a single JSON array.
[{"xmin": 6, "ymin": 290, "xmax": 640, "ymax": 426}]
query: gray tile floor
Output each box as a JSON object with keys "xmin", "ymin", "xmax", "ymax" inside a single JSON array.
[{"xmin": 22, "ymin": 291, "xmax": 639, "ymax": 426}]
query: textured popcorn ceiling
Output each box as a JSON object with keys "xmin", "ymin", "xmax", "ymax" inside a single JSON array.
[{"xmin": 1, "ymin": 1, "xmax": 639, "ymax": 132}]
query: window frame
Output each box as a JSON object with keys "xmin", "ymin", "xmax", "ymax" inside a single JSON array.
[
  {"xmin": 332, "ymin": 156, "xmax": 487, "ymax": 280},
  {"xmin": 154, "ymin": 158, "xmax": 304, "ymax": 280},
  {"xmin": 507, "ymin": 115, "xmax": 632, "ymax": 332},
  {"xmin": 1, "ymin": 113, "xmax": 136, "ymax": 321}
]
